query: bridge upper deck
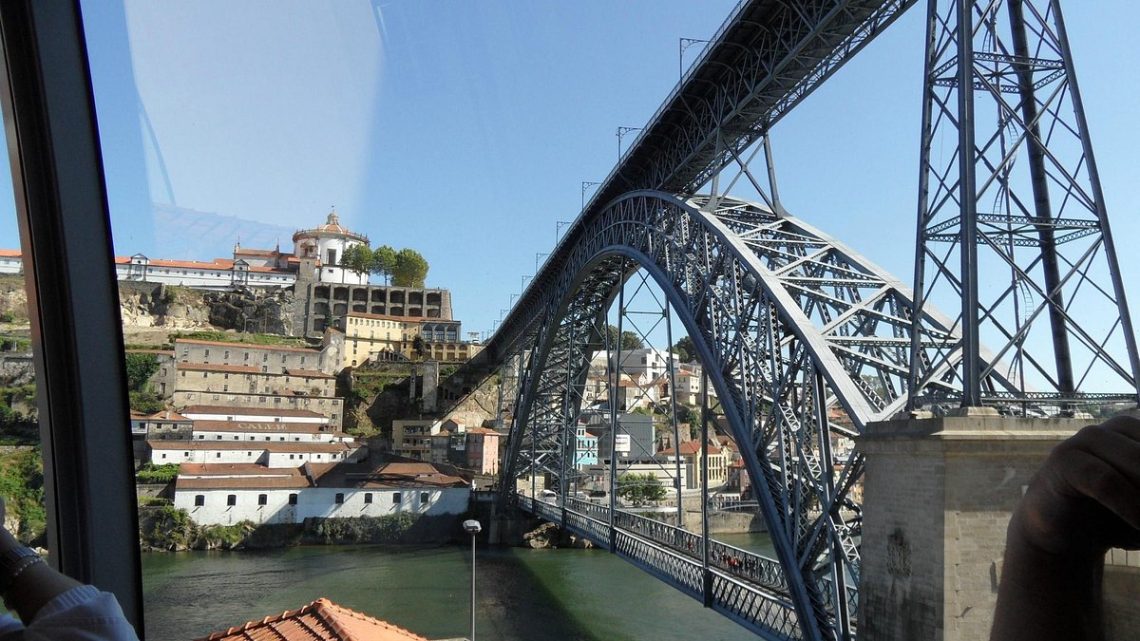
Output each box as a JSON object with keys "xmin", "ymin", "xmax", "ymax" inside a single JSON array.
[{"xmin": 461, "ymin": 0, "xmax": 916, "ymax": 379}]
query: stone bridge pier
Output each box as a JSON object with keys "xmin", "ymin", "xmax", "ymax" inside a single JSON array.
[{"xmin": 858, "ymin": 413, "xmax": 1140, "ymax": 641}]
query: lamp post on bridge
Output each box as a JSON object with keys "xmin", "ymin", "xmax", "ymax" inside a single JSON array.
[
  {"xmin": 678, "ymin": 38, "xmax": 709, "ymax": 80},
  {"xmin": 536, "ymin": 252, "xmax": 548, "ymax": 272},
  {"xmin": 462, "ymin": 519, "xmax": 482, "ymax": 641},
  {"xmin": 616, "ymin": 126, "xmax": 642, "ymax": 163},
  {"xmin": 556, "ymin": 220, "xmax": 572, "ymax": 243},
  {"xmin": 581, "ymin": 181, "xmax": 600, "ymax": 211}
]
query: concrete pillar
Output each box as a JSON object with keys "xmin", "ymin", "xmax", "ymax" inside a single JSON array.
[{"xmin": 857, "ymin": 412, "xmax": 1091, "ymax": 641}]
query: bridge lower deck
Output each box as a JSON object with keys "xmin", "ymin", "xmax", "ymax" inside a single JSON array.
[{"xmin": 518, "ymin": 496, "xmax": 857, "ymax": 640}]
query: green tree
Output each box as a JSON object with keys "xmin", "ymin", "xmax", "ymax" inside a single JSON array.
[
  {"xmin": 372, "ymin": 245, "xmax": 397, "ymax": 285},
  {"xmin": 672, "ymin": 336, "xmax": 696, "ymax": 363},
  {"xmin": 129, "ymin": 390, "xmax": 165, "ymax": 414},
  {"xmin": 341, "ymin": 244, "xmax": 375, "ymax": 277},
  {"xmin": 391, "ymin": 248, "xmax": 429, "ymax": 287},
  {"xmin": 124, "ymin": 353, "xmax": 160, "ymax": 391},
  {"xmin": 616, "ymin": 473, "xmax": 666, "ymax": 505},
  {"xmin": 605, "ymin": 325, "xmax": 644, "ymax": 351}
]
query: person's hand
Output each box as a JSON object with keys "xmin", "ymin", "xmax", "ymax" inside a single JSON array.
[
  {"xmin": 1010, "ymin": 415, "xmax": 1140, "ymax": 558},
  {"xmin": 991, "ymin": 415, "xmax": 1140, "ymax": 641}
]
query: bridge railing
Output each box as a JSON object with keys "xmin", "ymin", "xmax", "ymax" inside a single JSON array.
[
  {"xmin": 528, "ymin": 495, "xmax": 857, "ymax": 623},
  {"xmin": 520, "ymin": 495, "xmax": 804, "ymax": 639}
]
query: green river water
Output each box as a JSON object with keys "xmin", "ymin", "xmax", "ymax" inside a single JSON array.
[{"xmin": 141, "ymin": 532, "xmax": 773, "ymax": 641}]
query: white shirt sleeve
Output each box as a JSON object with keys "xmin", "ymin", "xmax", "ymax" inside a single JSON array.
[{"xmin": 20, "ymin": 585, "xmax": 139, "ymax": 641}]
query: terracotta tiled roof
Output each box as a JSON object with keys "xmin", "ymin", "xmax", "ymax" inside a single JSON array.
[
  {"xmin": 659, "ymin": 440, "xmax": 721, "ymax": 456},
  {"xmin": 146, "ymin": 409, "xmax": 191, "ymax": 422},
  {"xmin": 196, "ymin": 597, "xmax": 429, "ymax": 641},
  {"xmin": 178, "ymin": 463, "xmax": 304, "ymax": 477},
  {"xmin": 180, "ymin": 405, "xmax": 329, "ymax": 419},
  {"xmin": 464, "ymin": 427, "xmax": 502, "ymax": 436},
  {"xmin": 176, "ymin": 476, "xmax": 312, "ymax": 490},
  {"xmin": 308, "ymin": 461, "xmax": 469, "ymax": 489},
  {"xmin": 0, "ymin": 249, "xmax": 20, "ymax": 258},
  {"xmin": 175, "ymin": 338, "xmax": 322, "ymax": 354},
  {"xmin": 716, "ymin": 435, "xmax": 739, "ymax": 451},
  {"xmin": 191, "ymin": 420, "xmax": 331, "ymax": 434}
]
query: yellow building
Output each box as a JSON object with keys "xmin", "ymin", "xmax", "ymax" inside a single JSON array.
[
  {"xmin": 342, "ymin": 312, "xmax": 421, "ymax": 367},
  {"xmin": 342, "ymin": 312, "xmax": 483, "ymax": 366},
  {"xmin": 658, "ymin": 439, "xmax": 728, "ymax": 490}
]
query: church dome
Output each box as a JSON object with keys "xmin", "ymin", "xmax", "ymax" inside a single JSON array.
[{"xmin": 292, "ymin": 210, "xmax": 369, "ymax": 244}]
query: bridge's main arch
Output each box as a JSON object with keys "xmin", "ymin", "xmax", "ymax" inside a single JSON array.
[{"xmin": 500, "ymin": 190, "xmax": 1011, "ymax": 639}]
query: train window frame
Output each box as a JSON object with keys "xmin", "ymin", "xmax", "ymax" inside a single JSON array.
[{"xmin": 0, "ymin": 0, "xmax": 143, "ymax": 630}]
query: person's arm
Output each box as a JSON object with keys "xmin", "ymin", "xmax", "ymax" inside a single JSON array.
[
  {"xmin": 0, "ymin": 498, "xmax": 138, "ymax": 641},
  {"xmin": 991, "ymin": 415, "xmax": 1140, "ymax": 641},
  {"xmin": 0, "ymin": 527, "xmax": 81, "ymax": 623}
]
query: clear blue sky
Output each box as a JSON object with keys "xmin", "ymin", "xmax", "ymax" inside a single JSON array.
[{"xmin": 1, "ymin": 1, "xmax": 1136, "ymax": 344}]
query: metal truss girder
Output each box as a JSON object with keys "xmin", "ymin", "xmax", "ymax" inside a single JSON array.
[{"xmin": 909, "ymin": 0, "xmax": 1140, "ymax": 408}]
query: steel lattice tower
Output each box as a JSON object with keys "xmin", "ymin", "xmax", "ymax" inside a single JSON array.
[{"xmin": 908, "ymin": 0, "xmax": 1140, "ymax": 411}]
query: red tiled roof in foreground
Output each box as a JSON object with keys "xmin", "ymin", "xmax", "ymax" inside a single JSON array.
[{"xmin": 195, "ymin": 597, "xmax": 430, "ymax": 641}]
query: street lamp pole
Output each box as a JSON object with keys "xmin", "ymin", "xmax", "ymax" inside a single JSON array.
[{"xmin": 462, "ymin": 519, "xmax": 482, "ymax": 641}]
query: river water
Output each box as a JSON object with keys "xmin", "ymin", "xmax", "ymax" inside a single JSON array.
[{"xmin": 141, "ymin": 533, "xmax": 774, "ymax": 641}]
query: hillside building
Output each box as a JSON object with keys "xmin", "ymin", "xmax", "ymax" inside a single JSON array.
[
  {"xmin": 657, "ymin": 439, "xmax": 729, "ymax": 490},
  {"xmin": 390, "ymin": 418, "xmax": 503, "ymax": 475},
  {"xmin": 170, "ymin": 336, "xmax": 345, "ymax": 427}
]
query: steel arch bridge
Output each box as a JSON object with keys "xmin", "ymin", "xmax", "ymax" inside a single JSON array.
[
  {"xmin": 499, "ymin": 190, "xmax": 1002, "ymax": 640},
  {"xmin": 440, "ymin": 1, "xmax": 1139, "ymax": 640}
]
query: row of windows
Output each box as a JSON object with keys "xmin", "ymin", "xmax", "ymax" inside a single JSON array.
[
  {"xmin": 194, "ymin": 491, "xmax": 431, "ymax": 507},
  {"xmin": 181, "ymin": 371, "xmax": 326, "ymax": 380},
  {"xmin": 181, "ymin": 348, "xmax": 312, "ymax": 365},
  {"xmin": 347, "ymin": 317, "xmax": 404, "ymax": 328},
  {"xmin": 197, "ymin": 434, "xmax": 311, "ymax": 441},
  {"xmin": 158, "ymin": 451, "xmax": 344, "ymax": 461},
  {"xmin": 179, "ymin": 393, "xmax": 334, "ymax": 407}
]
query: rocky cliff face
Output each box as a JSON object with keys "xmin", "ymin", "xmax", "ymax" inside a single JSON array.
[
  {"xmin": 118, "ymin": 282, "xmax": 297, "ymax": 335},
  {"xmin": 118, "ymin": 282, "xmax": 211, "ymax": 329},
  {"xmin": 202, "ymin": 288, "xmax": 295, "ymax": 335},
  {"xmin": 0, "ymin": 276, "xmax": 27, "ymax": 321}
]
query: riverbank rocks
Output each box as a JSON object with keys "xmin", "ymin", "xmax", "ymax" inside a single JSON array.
[
  {"xmin": 522, "ymin": 522, "xmax": 560, "ymax": 549},
  {"xmin": 520, "ymin": 522, "xmax": 595, "ymax": 550}
]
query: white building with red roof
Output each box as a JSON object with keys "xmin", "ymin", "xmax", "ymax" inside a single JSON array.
[{"xmin": 173, "ymin": 460, "xmax": 470, "ymax": 526}]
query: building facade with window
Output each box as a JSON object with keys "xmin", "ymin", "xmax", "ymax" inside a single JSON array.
[
  {"xmin": 147, "ymin": 439, "xmax": 360, "ymax": 467},
  {"xmin": 340, "ymin": 312, "xmax": 481, "ymax": 366},
  {"xmin": 173, "ymin": 461, "xmax": 471, "ymax": 526}
]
